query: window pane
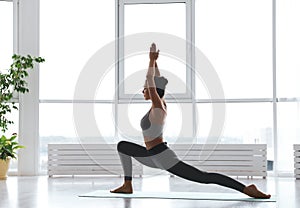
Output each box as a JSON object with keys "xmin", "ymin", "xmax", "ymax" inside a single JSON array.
[
  {"xmin": 0, "ymin": 2, "xmax": 13, "ymax": 71},
  {"xmin": 195, "ymin": 0, "xmax": 272, "ymax": 99},
  {"xmin": 123, "ymin": 3, "xmax": 186, "ymax": 95},
  {"xmin": 164, "ymin": 103, "xmax": 193, "ymax": 143},
  {"xmin": 277, "ymin": 0, "xmax": 300, "ymax": 98},
  {"xmin": 124, "ymin": 3, "xmax": 185, "ymax": 40},
  {"xmin": 40, "ymin": 0, "xmax": 115, "ymax": 100},
  {"xmin": 123, "ymin": 55, "xmax": 187, "ymax": 95},
  {"xmin": 196, "ymin": 103, "xmax": 273, "ymax": 160},
  {"xmin": 39, "ymin": 103, "xmax": 115, "ymax": 172},
  {"xmin": 95, "ymin": 66, "xmax": 116, "ymax": 100},
  {"xmin": 117, "ymin": 103, "xmax": 149, "ymax": 142},
  {"xmin": 277, "ymin": 102, "xmax": 300, "ymax": 172}
]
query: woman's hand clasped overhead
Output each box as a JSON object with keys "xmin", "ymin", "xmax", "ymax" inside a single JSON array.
[{"xmin": 149, "ymin": 43, "xmax": 159, "ymax": 61}]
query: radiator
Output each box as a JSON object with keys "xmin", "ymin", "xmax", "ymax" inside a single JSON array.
[
  {"xmin": 48, "ymin": 144, "xmax": 143, "ymax": 177},
  {"xmin": 48, "ymin": 143, "xmax": 267, "ymax": 178},
  {"xmin": 294, "ymin": 144, "xmax": 300, "ymax": 179},
  {"xmin": 169, "ymin": 144, "xmax": 267, "ymax": 178}
]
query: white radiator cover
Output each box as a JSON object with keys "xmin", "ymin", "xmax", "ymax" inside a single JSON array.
[
  {"xmin": 294, "ymin": 144, "xmax": 300, "ymax": 179},
  {"xmin": 48, "ymin": 143, "xmax": 267, "ymax": 178},
  {"xmin": 48, "ymin": 144, "xmax": 143, "ymax": 177}
]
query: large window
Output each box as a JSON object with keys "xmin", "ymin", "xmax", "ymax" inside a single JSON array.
[
  {"xmin": 39, "ymin": 0, "xmax": 115, "ymax": 172},
  {"xmin": 37, "ymin": 0, "xmax": 300, "ymax": 175}
]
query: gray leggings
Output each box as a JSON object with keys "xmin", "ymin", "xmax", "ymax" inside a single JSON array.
[{"xmin": 117, "ymin": 141, "xmax": 246, "ymax": 193}]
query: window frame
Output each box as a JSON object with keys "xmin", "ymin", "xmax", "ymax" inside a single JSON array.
[{"xmin": 117, "ymin": 0, "xmax": 195, "ymax": 100}]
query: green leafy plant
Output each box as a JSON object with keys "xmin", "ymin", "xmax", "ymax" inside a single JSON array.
[
  {"xmin": 0, "ymin": 134, "xmax": 24, "ymax": 160},
  {"xmin": 0, "ymin": 54, "xmax": 45, "ymax": 160}
]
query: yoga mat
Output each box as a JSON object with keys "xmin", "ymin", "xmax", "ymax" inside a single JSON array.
[{"xmin": 79, "ymin": 190, "xmax": 276, "ymax": 202}]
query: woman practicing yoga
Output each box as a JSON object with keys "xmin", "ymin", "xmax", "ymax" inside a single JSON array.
[{"xmin": 110, "ymin": 43, "xmax": 271, "ymax": 199}]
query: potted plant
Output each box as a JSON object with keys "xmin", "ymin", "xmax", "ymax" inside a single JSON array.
[
  {"xmin": 0, "ymin": 134, "xmax": 24, "ymax": 179},
  {"xmin": 0, "ymin": 54, "xmax": 45, "ymax": 179}
]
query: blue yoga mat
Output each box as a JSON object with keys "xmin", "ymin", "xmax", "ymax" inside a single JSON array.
[{"xmin": 79, "ymin": 190, "xmax": 276, "ymax": 202}]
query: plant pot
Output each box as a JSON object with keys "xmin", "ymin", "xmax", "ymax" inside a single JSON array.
[{"xmin": 0, "ymin": 158, "xmax": 11, "ymax": 180}]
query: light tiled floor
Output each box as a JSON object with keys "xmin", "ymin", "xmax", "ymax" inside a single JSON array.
[{"xmin": 0, "ymin": 175, "xmax": 299, "ymax": 208}]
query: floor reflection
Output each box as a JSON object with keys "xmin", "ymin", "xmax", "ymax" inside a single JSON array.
[
  {"xmin": 0, "ymin": 176, "xmax": 294, "ymax": 208},
  {"xmin": 123, "ymin": 198, "xmax": 131, "ymax": 208}
]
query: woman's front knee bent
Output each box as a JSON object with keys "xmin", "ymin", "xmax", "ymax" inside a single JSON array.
[{"xmin": 117, "ymin": 141, "xmax": 128, "ymax": 153}]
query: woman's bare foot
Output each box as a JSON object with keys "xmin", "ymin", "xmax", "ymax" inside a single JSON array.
[
  {"xmin": 110, "ymin": 181, "xmax": 133, "ymax": 194},
  {"xmin": 243, "ymin": 184, "xmax": 271, "ymax": 199}
]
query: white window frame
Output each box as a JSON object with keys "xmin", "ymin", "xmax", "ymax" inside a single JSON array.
[{"xmin": 117, "ymin": 0, "xmax": 195, "ymax": 100}]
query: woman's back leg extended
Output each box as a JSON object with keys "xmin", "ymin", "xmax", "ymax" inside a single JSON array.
[{"xmin": 166, "ymin": 160, "xmax": 246, "ymax": 193}]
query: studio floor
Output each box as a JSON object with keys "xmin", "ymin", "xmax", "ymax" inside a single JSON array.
[{"xmin": 0, "ymin": 175, "xmax": 299, "ymax": 208}]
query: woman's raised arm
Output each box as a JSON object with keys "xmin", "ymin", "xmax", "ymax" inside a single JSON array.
[{"xmin": 146, "ymin": 43, "xmax": 164, "ymax": 109}]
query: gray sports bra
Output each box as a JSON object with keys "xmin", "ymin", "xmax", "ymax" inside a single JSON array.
[{"xmin": 140, "ymin": 109, "xmax": 165, "ymax": 139}]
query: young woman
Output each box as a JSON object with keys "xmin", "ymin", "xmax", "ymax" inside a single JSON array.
[{"xmin": 110, "ymin": 43, "xmax": 271, "ymax": 199}]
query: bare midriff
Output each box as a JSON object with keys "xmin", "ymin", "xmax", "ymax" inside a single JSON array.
[{"xmin": 145, "ymin": 137, "xmax": 164, "ymax": 150}]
